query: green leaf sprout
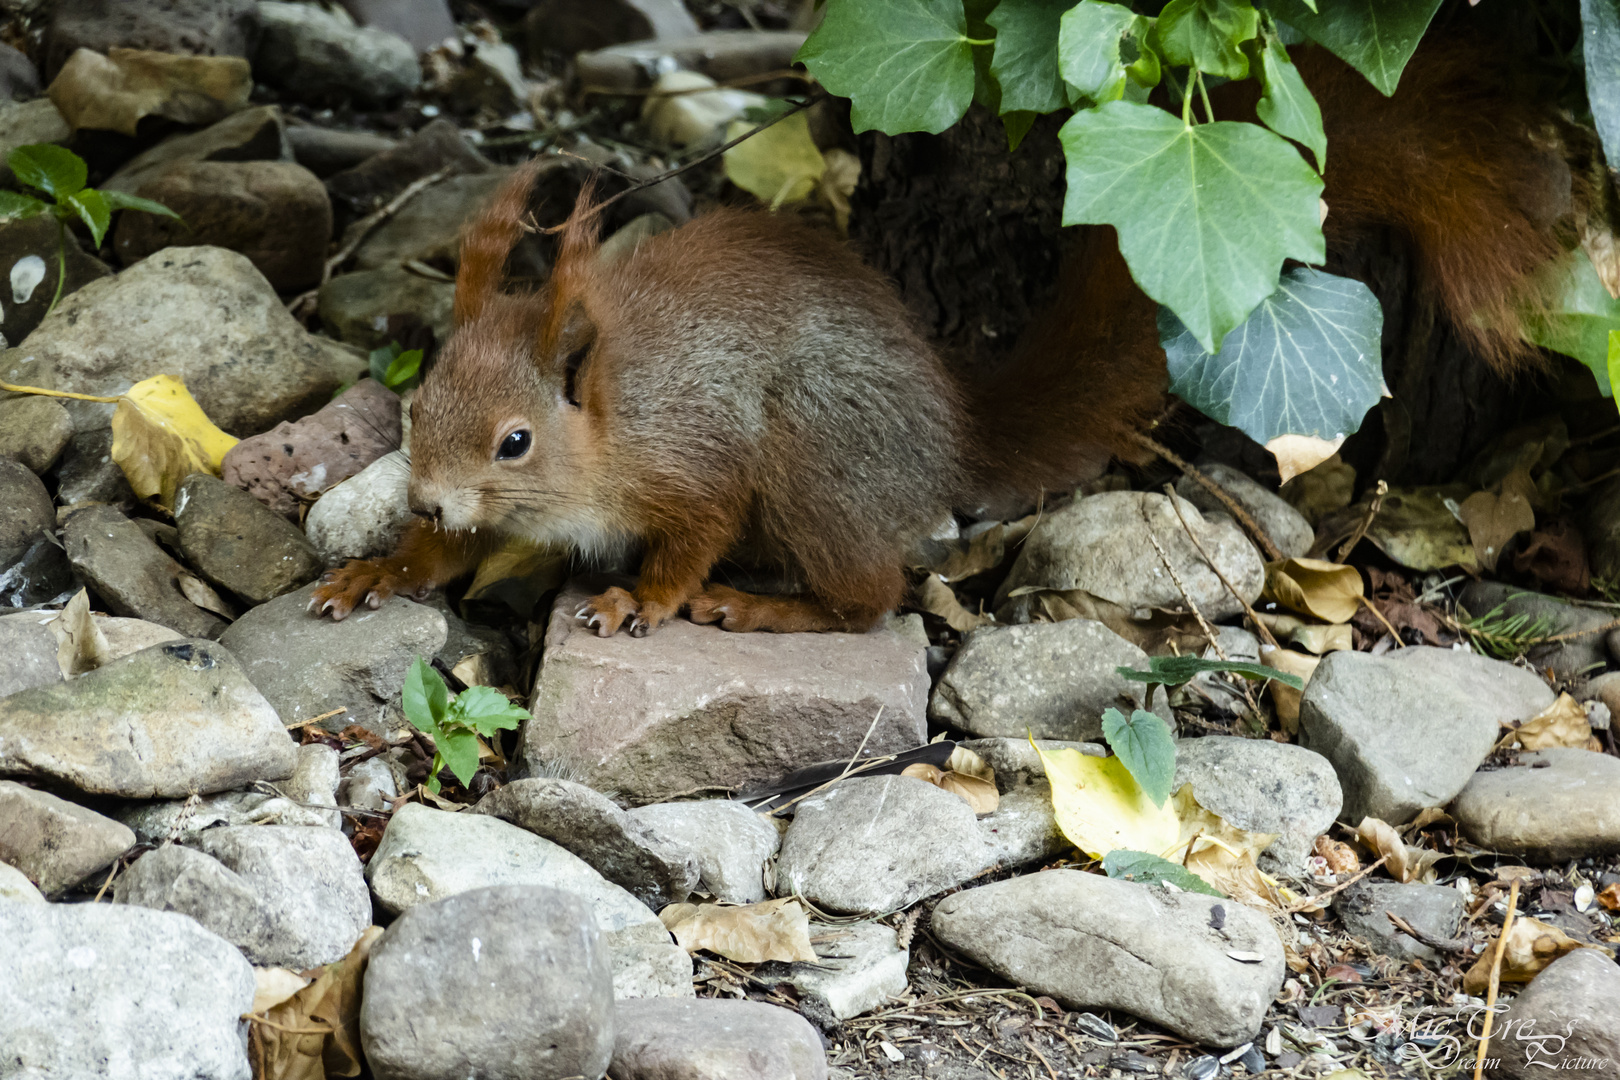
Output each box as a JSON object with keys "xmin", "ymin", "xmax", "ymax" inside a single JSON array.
[{"xmin": 401, "ymin": 657, "xmax": 530, "ymax": 795}]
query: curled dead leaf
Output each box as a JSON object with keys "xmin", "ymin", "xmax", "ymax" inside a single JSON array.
[
  {"xmin": 113, "ymin": 374, "xmax": 239, "ymax": 508},
  {"xmin": 660, "ymin": 898, "xmax": 817, "ymax": 964},
  {"xmin": 1497, "ymin": 692, "xmax": 1592, "ymax": 752},
  {"xmin": 1457, "ymin": 468, "xmax": 1537, "ymax": 573},
  {"xmin": 1461, "ymin": 917, "xmax": 1610, "ymax": 995},
  {"xmin": 901, "ymin": 762, "xmax": 999, "ymax": 814},
  {"xmin": 1279, "ymin": 453, "xmax": 1356, "ymax": 525},
  {"xmin": 913, "ymin": 574, "xmax": 991, "ymax": 632},
  {"xmin": 177, "ymin": 571, "xmax": 235, "ymax": 619},
  {"xmin": 47, "ymin": 588, "xmax": 109, "ymax": 676},
  {"xmin": 50, "ymin": 47, "xmax": 251, "ymax": 136},
  {"xmin": 1259, "ymin": 645, "xmax": 1319, "ymax": 734},
  {"xmin": 1267, "ymin": 434, "xmax": 1346, "ymax": 485},
  {"xmin": 248, "ymin": 925, "xmax": 382, "ymax": 1080},
  {"xmin": 1264, "ymin": 558, "xmax": 1365, "ymax": 624},
  {"xmin": 944, "ymin": 745, "xmax": 995, "ymax": 784},
  {"xmin": 1355, "ymin": 817, "xmax": 1441, "ymax": 885},
  {"xmin": 818, "ymin": 147, "xmax": 860, "ymax": 234}
]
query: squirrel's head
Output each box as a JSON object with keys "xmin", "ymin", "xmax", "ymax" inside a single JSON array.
[{"xmin": 405, "ymin": 166, "xmax": 620, "ymax": 550}]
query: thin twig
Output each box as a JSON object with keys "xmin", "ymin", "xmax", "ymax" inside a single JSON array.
[
  {"xmin": 1129, "ymin": 433, "xmax": 1283, "ymax": 561},
  {"xmin": 241, "ymin": 1013, "xmax": 334, "ymax": 1035},
  {"xmin": 762, "ymin": 705, "xmax": 886, "ymax": 818},
  {"xmin": 284, "ymin": 706, "xmax": 347, "ymax": 729},
  {"xmin": 1336, "ymin": 480, "xmax": 1388, "ymax": 563},
  {"xmin": 1386, "ymin": 911, "xmax": 1470, "ymax": 954},
  {"xmin": 1162, "ymin": 486, "xmax": 1282, "ymax": 651},
  {"xmin": 1283, "ymin": 854, "xmax": 1389, "ymax": 914},
  {"xmin": 1143, "ymin": 516, "xmax": 1261, "ymax": 718},
  {"xmin": 1474, "ymin": 878, "xmax": 1521, "ymax": 1080},
  {"xmin": 1358, "ymin": 595, "xmax": 1408, "ymax": 649}
]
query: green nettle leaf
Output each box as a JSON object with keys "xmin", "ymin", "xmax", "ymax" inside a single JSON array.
[
  {"xmin": 1100, "ymin": 707, "xmax": 1177, "ymax": 807},
  {"xmin": 63, "ymin": 188, "xmax": 110, "ymax": 246},
  {"xmin": 1103, "ymin": 849, "xmax": 1226, "ymax": 896},
  {"xmin": 1156, "ymin": 0, "xmax": 1259, "ymax": 80},
  {"xmin": 447, "ymin": 685, "xmax": 530, "ymax": 738},
  {"xmin": 1260, "ymin": 0, "xmax": 1442, "ymax": 96},
  {"xmin": 0, "ymin": 190, "xmax": 46, "ymax": 220},
  {"xmin": 795, "ymin": 0, "xmax": 976, "ymax": 135},
  {"xmin": 1060, "ymin": 101, "xmax": 1324, "ymax": 352},
  {"xmin": 1057, "ymin": 1, "xmax": 1140, "ymax": 103},
  {"xmin": 1159, "ymin": 267, "xmax": 1383, "ymax": 444},
  {"xmin": 100, "ymin": 189, "xmax": 182, "ymax": 220},
  {"xmin": 402, "ymin": 656, "xmax": 449, "ymax": 735},
  {"xmin": 987, "ymin": 0, "xmax": 1074, "ymax": 115},
  {"xmin": 8, "ymin": 143, "xmax": 86, "ymax": 200},
  {"xmin": 1255, "ymin": 34, "xmax": 1326, "ymax": 169},
  {"xmin": 1117, "ymin": 655, "xmax": 1305, "ymax": 693},
  {"xmin": 1524, "ymin": 249, "xmax": 1620, "ymax": 397},
  {"xmin": 435, "ymin": 728, "xmax": 482, "ymax": 789}
]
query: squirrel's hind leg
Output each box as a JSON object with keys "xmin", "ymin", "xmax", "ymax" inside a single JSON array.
[{"xmin": 688, "ymin": 571, "xmax": 900, "ymax": 634}]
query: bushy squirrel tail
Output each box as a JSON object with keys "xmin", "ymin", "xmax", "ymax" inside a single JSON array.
[{"xmin": 963, "ymin": 41, "xmax": 1574, "ymax": 507}]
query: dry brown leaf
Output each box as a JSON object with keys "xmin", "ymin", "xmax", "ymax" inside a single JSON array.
[
  {"xmin": 249, "ymin": 925, "xmax": 381, "ymax": 1080},
  {"xmin": 1581, "ymin": 224, "xmax": 1620, "ymax": 300},
  {"xmin": 1264, "ymin": 558, "xmax": 1365, "ymax": 623},
  {"xmin": 1461, "ymin": 917, "xmax": 1609, "ymax": 995},
  {"xmin": 660, "ymin": 898, "xmax": 817, "ymax": 964},
  {"xmin": 944, "ymin": 745, "xmax": 995, "ymax": 784},
  {"xmin": 1256, "ymin": 613, "xmax": 1352, "ymax": 654},
  {"xmin": 1267, "ymin": 433, "xmax": 1346, "ymax": 485},
  {"xmin": 1598, "ymin": 882, "xmax": 1620, "ymax": 911},
  {"xmin": 47, "ymin": 587, "xmax": 109, "ymax": 676},
  {"xmin": 49, "ymin": 47, "xmax": 251, "ymax": 135},
  {"xmin": 252, "ymin": 968, "xmax": 312, "ymax": 1015},
  {"xmin": 1403, "ymin": 807, "xmax": 1456, "ymax": 835},
  {"xmin": 1327, "ymin": 487, "xmax": 1478, "ymax": 572},
  {"xmin": 1497, "ymin": 692, "xmax": 1592, "ymax": 752},
  {"xmin": 1457, "ymin": 468, "xmax": 1537, "ymax": 573},
  {"xmin": 113, "ymin": 374, "xmax": 240, "ymax": 508},
  {"xmin": 1260, "ymin": 645, "xmax": 1319, "ymax": 734},
  {"xmin": 177, "ymin": 571, "xmax": 235, "ymax": 619},
  {"xmin": 1356, "ymin": 817, "xmax": 1441, "ymax": 884},
  {"xmin": 902, "ymin": 762, "xmax": 999, "ymax": 814},
  {"xmin": 913, "ymin": 574, "xmax": 991, "ymax": 632},
  {"xmin": 1313, "ymin": 835, "xmax": 1359, "ymax": 875},
  {"xmin": 1279, "ymin": 453, "xmax": 1356, "ymax": 525},
  {"xmin": 924, "ymin": 517, "xmax": 1036, "ymax": 583}
]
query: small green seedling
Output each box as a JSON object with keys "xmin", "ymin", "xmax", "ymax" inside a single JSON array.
[
  {"xmin": 401, "ymin": 657, "xmax": 529, "ymax": 794},
  {"xmin": 1116, "ymin": 654, "xmax": 1302, "ymax": 711},
  {"xmin": 369, "ymin": 341, "xmax": 424, "ymax": 392},
  {"xmin": 0, "ymin": 144, "xmax": 180, "ymax": 317}
]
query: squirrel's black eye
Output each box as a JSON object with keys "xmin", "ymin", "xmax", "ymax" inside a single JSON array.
[{"xmin": 496, "ymin": 429, "xmax": 531, "ymax": 460}]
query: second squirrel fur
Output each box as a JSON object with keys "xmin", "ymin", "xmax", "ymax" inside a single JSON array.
[{"xmin": 312, "ymin": 45, "xmax": 1577, "ymax": 636}]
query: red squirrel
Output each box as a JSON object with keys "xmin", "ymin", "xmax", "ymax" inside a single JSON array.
[{"xmin": 311, "ymin": 46, "xmax": 1573, "ymax": 635}]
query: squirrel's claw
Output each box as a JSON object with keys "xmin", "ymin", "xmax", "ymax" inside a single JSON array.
[{"xmin": 581, "ymin": 586, "xmax": 640, "ymax": 636}]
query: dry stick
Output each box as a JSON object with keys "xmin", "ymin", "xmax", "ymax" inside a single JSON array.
[
  {"xmin": 1358, "ymin": 595, "xmax": 1408, "ymax": 649},
  {"xmin": 1386, "ymin": 910, "xmax": 1470, "ymax": 954},
  {"xmin": 1143, "ymin": 517, "xmax": 1262, "ymax": 719},
  {"xmin": 1336, "ymin": 479, "xmax": 1388, "ymax": 563},
  {"xmin": 1162, "ymin": 485, "xmax": 1283, "ymax": 651},
  {"xmin": 1129, "ymin": 432, "xmax": 1284, "ymax": 562},
  {"xmin": 1282, "ymin": 854, "xmax": 1389, "ymax": 914},
  {"xmin": 284, "ymin": 706, "xmax": 347, "ymax": 730},
  {"xmin": 1474, "ymin": 878, "xmax": 1522, "ymax": 1080}
]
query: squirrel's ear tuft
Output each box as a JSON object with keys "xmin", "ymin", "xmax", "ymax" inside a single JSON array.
[
  {"xmin": 539, "ymin": 179, "xmax": 604, "ymax": 353},
  {"xmin": 454, "ymin": 161, "xmax": 544, "ymax": 326}
]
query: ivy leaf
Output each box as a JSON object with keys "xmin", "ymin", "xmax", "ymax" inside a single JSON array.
[
  {"xmin": 988, "ymin": 0, "xmax": 1073, "ymax": 115},
  {"xmin": 1057, "ymin": 1, "xmax": 1140, "ymax": 104},
  {"xmin": 1156, "ymin": 0, "xmax": 1259, "ymax": 80},
  {"xmin": 1060, "ymin": 101, "xmax": 1324, "ymax": 353},
  {"xmin": 435, "ymin": 727, "xmax": 481, "ymax": 788},
  {"xmin": 101, "ymin": 188, "xmax": 182, "ymax": 220},
  {"xmin": 1524, "ymin": 249, "xmax": 1620, "ymax": 396},
  {"xmin": 1100, "ymin": 707, "xmax": 1177, "ymax": 807},
  {"xmin": 1261, "ymin": 0, "xmax": 1443, "ymax": 96},
  {"xmin": 796, "ymin": 0, "xmax": 976, "ymax": 135},
  {"xmin": 402, "ymin": 656, "xmax": 449, "ymax": 736},
  {"xmin": 1255, "ymin": 34, "xmax": 1326, "ymax": 170},
  {"xmin": 0, "ymin": 190, "xmax": 47, "ymax": 220},
  {"xmin": 447, "ymin": 685, "xmax": 530, "ymax": 738},
  {"xmin": 63, "ymin": 188, "xmax": 110, "ymax": 246},
  {"xmin": 1159, "ymin": 267, "xmax": 1383, "ymax": 443},
  {"xmin": 1103, "ymin": 849, "xmax": 1226, "ymax": 896},
  {"xmin": 8, "ymin": 143, "xmax": 86, "ymax": 200},
  {"xmin": 1585, "ymin": 0, "xmax": 1620, "ymax": 179},
  {"xmin": 1003, "ymin": 110, "xmax": 1038, "ymax": 150}
]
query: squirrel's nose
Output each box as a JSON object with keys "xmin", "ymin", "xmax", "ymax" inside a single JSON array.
[{"xmin": 408, "ymin": 499, "xmax": 442, "ymax": 523}]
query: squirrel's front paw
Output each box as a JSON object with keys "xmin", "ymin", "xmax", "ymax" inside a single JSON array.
[
  {"xmin": 578, "ymin": 586, "xmax": 639, "ymax": 636},
  {"xmin": 310, "ymin": 560, "xmax": 422, "ymax": 620}
]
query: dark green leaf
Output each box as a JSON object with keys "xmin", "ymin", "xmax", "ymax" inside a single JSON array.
[
  {"xmin": 1060, "ymin": 102, "xmax": 1324, "ymax": 353},
  {"xmin": 402, "ymin": 656, "xmax": 449, "ymax": 736},
  {"xmin": 0, "ymin": 190, "xmax": 47, "ymax": 220},
  {"xmin": 796, "ymin": 0, "xmax": 976, "ymax": 134},
  {"xmin": 1100, "ymin": 707, "xmax": 1177, "ymax": 806},
  {"xmin": 1057, "ymin": 1, "xmax": 1140, "ymax": 104},
  {"xmin": 1003, "ymin": 110, "xmax": 1038, "ymax": 150},
  {"xmin": 1116, "ymin": 655, "xmax": 1306, "ymax": 690},
  {"xmin": 436, "ymin": 728, "xmax": 482, "ymax": 788},
  {"xmin": 8, "ymin": 143, "xmax": 86, "ymax": 200},
  {"xmin": 63, "ymin": 188, "xmax": 110, "ymax": 247},
  {"xmin": 1524, "ymin": 249, "xmax": 1620, "ymax": 396},
  {"xmin": 383, "ymin": 348, "xmax": 423, "ymax": 391},
  {"xmin": 988, "ymin": 0, "xmax": 1073, "ymax": 115},
  {"xmin": 1255, "ymin": 34, "xmax": 1325, "ymax": 169},
  {"xmin": 1156, "ymin": 0, "xmax": 1259, "ymax": 80},
  {"xmin": 1159, "ymin": 267, "xmax": 1383, "ymax": 443},
  {"xmin": 1103, "ymin": 849, "xmax": 1226, "ymax": 895},
  {"xmin": 1260, "ymin": 0, "xmax": 1442, "ymax": 96},
  {"xmin": 446, "ymin": 685, "xmax": 530, "ymax": 738},
  {"xmin": 100, "ymin": 188, "xmax": 182, "ymax": 220}
]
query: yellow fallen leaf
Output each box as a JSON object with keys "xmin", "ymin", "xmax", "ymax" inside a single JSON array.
[
  {"xmin": 113, "ymin": 375, "xmax": 239, "ymax": 508},
  {"xmin": 901, "ymin": 763, "xmax": 1000, "ymax": 814},
  {"xmin": 1461, "ymin": 917, "xmax": 1610, "ymax": 995},
  {"xmin": 724, "ymin": 111, "xmax": 825, "ymax": 209},
  {"xmin": 1356, "ymin": 817, "xmax": 1441, "ymax": 884},
  {"xmin": 1497, "ymin": 692, "xmax": 1592, "ymax": 752},
  {"xmin": 1457, "ymin": 467, "xmax": 1537, "ymax": 573},
  {"xmin": 1267, "ymin": 433, "xmax": 1346, "ymax": 484},
  {"xmin": 49, "ymin": 47, "xmax": 251, "ymax": 136},
  {"xmin": 1035, "ymin": 742, "xmax": 1181, "ymax": 860},
  {"xmin": 660, "ymin": 898, "xmax": 817, "ymax": 963},
  {"xmin": 1264, "ymin": 558, "xmax": 1365, "ymax": 623}
]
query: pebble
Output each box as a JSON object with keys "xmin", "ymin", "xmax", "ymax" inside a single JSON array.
[
  {"xmin": 776, "ymin": 775, "xmax": 992, "ymax": 914},
  {"xmin": 930, "ymin": 618, "xmax": 1170, "ymax": 741},
  {"xmin": 218, "ymin": 582, "xmax": 447, "ymax": 734},
  {"xmin": 0, "ymin": 610, "xmax": 61, "ymax": 698},
  {"xmin": 349, "ymin": 170, "xmax": 513, "ymax": 271},
  {"xmin": 55, "ymin": 428, "xmax": 136, "ymax": 509},
  {"xmin": 324, "ymin": 118, "xmax": 491, "ymax": 220},
  {"xmin": 976, "ymin": 785, "xmax": 1071, "ymax": 868},
  {"xmin": 254, "ymin": 1, "xmax": 422, "ymax": 106},
  {"xmin": 285, "ymin": 122, "xmax": 396, "ymax": 178},
  {"xmin": 611, "ymin": 997, "xmax": 828, "ymax": 1080},
  {"xmin": 0, "ymin": 780, "xmax": 135, "ymax": 894},
  {"xmin": 0, "ymin": 215, "xmax": 112, "ymax": 345},
  {"xmin": 573, "ymin": 30, "xmax": 806, "ymax": 92},
  {"xmin": 44, "ymin": 0, "xmax": 258, "ymax": 79},
  {"xmin": 338, "ymin": 0, "xmax": 456, "ymax": 52},
  {"xmin": 0, "ymin": 457, "xmax": 53, "ymax": 568},
  {"xmin": 366, "ymin": 803, "xmax": 693, "ymax": 998},
  {"xmin": 175, "ymin": 472, "xmax": 323, "ymax": 603},
  {"xmin": 1175, "ymin": 462, "xmax": 1314, "ymax": 558},
  {"xmin": 1333, "ymin": 880, "xmax": 1464, "ymax": 963},
  {"xmin": 475, "ymin": 777, "xmax": 701, "ymax": 909},
  {"xmin": 1483, "ymin": 948, "xmax": 1620, "ymax": 1080},
  {"xmin": 521, "ymin": 581, "xmax": 929, "ymax": 804},
  {"xmin": 932, "ymin": 870, "xmax": 1285, "ymax": 1048},
  {"xmin": 0, "ymin": 42, "xmax": 38, "ymax": 101},
  {"xmin": 0, "ymin": 638, "xmax": 297, "ymax": 798},
  {"xmin": 1300, "ymin": 646, "xmax": 1553, "ymax": 824},
  {"xmin": 755, "ymin": 920, "xmax": 910, "ymax": 1022},
  {"xmin": 1451, "ymin": 748, "xmax": 1620, "ymax": 862},
  {"xmin": 302, "ymin": 449, "xmax": 414, "ymax": 562},
  {"xmin": 525, "ymin": 0, "xmax": 701, "ymax": 57},
  {"xmin": 0, "ymin": 395, "xmax": 73, "ymax": 475},
  {"xmin": 625, "ymin": 798, "xmax": 781, "ymax": 904},
  {"xmin": 62, "ymin": 505, "xmax": 228, "ymax": 638},
  {"xmin": 0, "ymin": 859, "xmax": 44, "ymax": 902},
  {"xmin": 361, "ymin": 885, "xmax": 615, "ymax": 1080},
  {"xmin": 318, "ymin": 264, "xmax": 455, "ymax": 351},
  {"xmin": 1173, "ymin": 736, "xmax": 1342, "ymax": 873},
  {"xmin": 0, "ymin": 902, "xmax": 255, "ymax": 1080}
]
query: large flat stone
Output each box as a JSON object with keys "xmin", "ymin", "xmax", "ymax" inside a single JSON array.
[
  {"xmin": 0, "ymin": 780, "xmax": 135, "ymax": 894},
  {"xmin": 1451, "ymin": 749, "xmax": 1620, "ymax": 862},
  {"xmin": 611, "ymin": 997, "xmax": 827, "ymax": 1080},
  {"xmin": 1172, "ymin": 736, "xmax": 1342, "ymax": 873}
]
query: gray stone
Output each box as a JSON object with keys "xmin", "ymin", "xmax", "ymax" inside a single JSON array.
[
  {"xmin": 56, "ymin": 428, "xmax": 137, "ymax": 508},
  {"xmin": 755, "ymin": 921, "xmax": 909, "ymax": 1022},
  {"xmin": 361, "ymin": 885, "xmax": 615, "ymax": 1080},
  {"xmin": 0, "ymin": 638, "xmax": 297, "ymax": 798},
  {"xmin": 996, "ymin": 491, "xmax": 1266, "ymax": 622},
  {"xmin": 1300, "ymin": 647, "xmax": 1553, "ymax": 825},
  {"xmin": 0, "ymin": 533, "xmax": 75, "ymax": 609},
  {"xmin": 447, "ymin": 39, "xmax": 530, "ymax": 114},
  {"xmin": 338, "ymin": 0, "xmax": 456, "ymax": 52},
  {"xmin": 255, "ymin": 1, "xmax": 421, "ymax": 106},
  {"xmin": 1459, "ymin": 582, "xmax": 1614, "ymax": 681},
  {"xmin": 323, "ymin": 118, "xmax": 490, "ymax": 219},
  {"xmin": 930, "ymin": 619, "xmax": 1170, "ymax": 741},
  {"xmin": 0, "ymin": 42, "xmax": 39, "ymax": 101},
  {"xmin": 119, "ymin": 741, "xmax": 339, "ymax": 839},
  {"xmin": 1176, "ymin": 463, "xmax": 1315, "ymax": 558},
  {"xmin": 0, "ymin": 902, "xmax": 255, "ymax": 1079},
  {"xmin": 976, "ymin": 785, "xmax": 1070, "ymax": 869},
  {"xmin": 350, "ymin": 170, "xmax": 510, "ymax": 270},
  {"xmin": 0, "ymin": 211, "xmax": 108, "ymax": 349},
  {"xmin": 612, "ymin": 997, "xmax": 827, "ymax": 1080},
  {"xmin": 0, "ymin": 99, "xmax": 71, "ymax": 185},
  {"xmin": 776, "ymin": 775, "xmax": 992, "ymax": 915},
  {"xmin": 0, "ymin": 395, "xmax": 72, "ymax": 474},
  {"xmin": 103, "ymin": 105, "xmax": 293, "ymax": 195},
  {"xmin": 1484, "ymin": 949, "xmax": 1620, "ymax": 1080},
  {"xmin": 0, "ymin": 457, "xmax": 52, "ymax": 567},
  {"xmin": 175, "ymin": 473, "xmax": 323, "ymax": 603},
  {"xmin": 932, "ymin": 870, "xmax": 1285, "ymax": 1048},
  {"xmin": 339, "ymin": 754, "xmax": 399, "ymax": 812},
  {"xmin": 97, "ymin": 615, "xmax": 186, "ymax": 659},
  {"xmin": 319, "ymin": 264, "xmax": 455, "ymax": 351},
  {"xmin": 519, "ymin": 581, "xmax": 930, "ymax": 804},
  {"xmin": 1451, "ymin": 749, "xmax": 1620, "ymax": 862},
  {"xmin": 1333, "ymin": 880, "xmax": 1464, "ymax": 963},
  {"xmin": 431, "ymin": 595, "xmax": 520, "ymax": 690},
  {"xmin": 1173, "ymin": 736, "xmax": 1342, "ymax": 874},
  {"xmin": 524, "ymin": 0, "xmax": 701, "ymax": 57},
  {"xmin": 0, "ymin": 780, "xmax": 135, "ymax": 893},
  {"xmin": 366, "ymin": 803, "xmax": 693, "ymax": 999},
  {"xmin": 303, "ymin": 449, "xmax": 413, "ymax": 562},
  {"xmin": 1582, "ymin": 671, "xmax": 1620, "ymax": 721},
  {"xmin": 218, "ymin": 582, "xmax": 446, "ymax": 734},
  {"xmin": 626, "ymin": 799, "xmax": 780, "ymax": 904},
  {"xmin": 476, "ymin": 778, "xmax": 699, "ymax": 910},
  {"xmin": 63, "ymin": 505, "xmax": 229, "ymax": 638},
  {"xmin": 44, "ymin": 0, "xmax": 258, "ymax": 79},
  {"xmin": 0, "ymin": 610, "xmax": 62, "ymax": 698},
  {"xmin": 3, "ymin": 246, "xmax": 361, "ymax": 436},
  {"xmin": 0, "ymin": 859, "xmax": 44, "ymax": 902},
  {"xmin": 115, "ymin": 823, "xmax": 369, "ymax": 967},
  {"xmin": 286, "ymin": 122, "xmax": 396, "ymax": 178},
  {"xmin": 573, "ymin": 31, "xmax": 806, "ymax": 92}
]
